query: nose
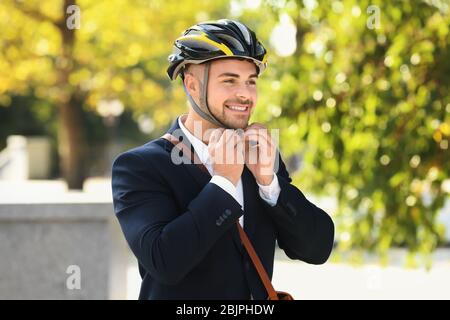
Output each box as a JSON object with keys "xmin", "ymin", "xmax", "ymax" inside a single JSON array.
[{"xmin": 235, "ymin": 85, "xmax": 251, "ymax": 101}]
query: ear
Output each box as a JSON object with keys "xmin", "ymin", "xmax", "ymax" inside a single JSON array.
[{"xmin": 183, "ymin": 72, "xmax": 199, "ymax": 99}]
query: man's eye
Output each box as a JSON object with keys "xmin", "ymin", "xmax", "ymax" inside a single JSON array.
[
  {"xmin": 248, "ymin": 81, "xmax": 256, "ymax": 86},
  {"xmin": 224, "ymin": 79, "xmax": 235, "ymax": 83}
]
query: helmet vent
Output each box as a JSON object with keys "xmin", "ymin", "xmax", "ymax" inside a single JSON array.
[{"xmin": 216, "ymin": 34, "xmax": 245, "ymax": 52}]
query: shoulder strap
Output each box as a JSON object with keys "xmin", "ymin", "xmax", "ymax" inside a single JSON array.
[
  {"xmin": 161, "ymin": 133, "xmax": 279, "ymax": 300},
  {"xmin": 236, "ymin": 221, "xmax": 279, "ymax": 300}
]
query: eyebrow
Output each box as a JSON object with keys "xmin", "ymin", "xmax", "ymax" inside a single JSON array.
[{"xmin": 218, "ymin": 72, "xmax": 258, "ymax": 79}]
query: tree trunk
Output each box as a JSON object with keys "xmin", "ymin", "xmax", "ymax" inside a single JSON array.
[
  {"xmin": 59, "ymin": 95, "xmax": 86, "ymax": 189},
  {"xmin": 56, "ymin": 0, "xmax": 87, "ymax": 189}
]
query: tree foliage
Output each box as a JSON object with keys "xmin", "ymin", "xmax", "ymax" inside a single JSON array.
[
  {"xmin": 0, "ymin": 0, "xmax": 229, "ymax": 187},
  {"xmin": 248, "ymin": 0, "xmax": 450, "ymax": 264}
]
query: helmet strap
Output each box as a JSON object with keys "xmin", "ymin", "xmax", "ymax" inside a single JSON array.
[{"xmin": 183, "ymin": 62, "xmax": 229, "ymax": 128}]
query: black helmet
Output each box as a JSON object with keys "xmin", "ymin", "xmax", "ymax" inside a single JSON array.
[{"xmin": 167, "ymin": 19, "xmax": 267, "ymax": 80}]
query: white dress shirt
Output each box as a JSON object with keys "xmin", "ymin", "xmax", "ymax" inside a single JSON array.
[{"xmin": 178, "ymin": 117, "xmax": 281, "ymax": 227}]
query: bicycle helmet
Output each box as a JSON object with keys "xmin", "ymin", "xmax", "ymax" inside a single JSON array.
[{"xmin": 167, "ymin": 19, "xmax": 267, "ymax": 127}]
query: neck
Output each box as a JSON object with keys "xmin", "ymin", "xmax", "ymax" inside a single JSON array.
[{"xmin": 183, "ymin": 110, "xmax": 219, "ymax": 144}]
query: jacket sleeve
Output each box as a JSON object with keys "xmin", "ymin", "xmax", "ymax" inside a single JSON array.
[
  {"xmin": 261, "ymin": 154, "xmax": 335, "ymax": 264},
  {"xmin": 111, "ymin": 150, "xmax": 243, "ymax": 285}
]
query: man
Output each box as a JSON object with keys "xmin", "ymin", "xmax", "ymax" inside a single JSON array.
[{"xmin": 112, "ymin": 19, "xmax": 334, "ymax": 300}]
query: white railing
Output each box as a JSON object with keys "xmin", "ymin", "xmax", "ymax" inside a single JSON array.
[
  {"xmin": 0, "ymin": 148, "xmax": 10, "ymax": 175},
  {"xmin": 0, "ymin": 135, "xmax": 52, "ymax": 180},
  {"xmin": 0, "ymin": 136, "xmax": 28, "ymax": 180}
]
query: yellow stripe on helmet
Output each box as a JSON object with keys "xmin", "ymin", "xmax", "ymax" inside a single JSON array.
[
  {"xmin": 177, "ymin": 33, "xmax": 234, "ymax": 56},
  {"xmin": 262, "ymin": 53, "xmax": 268, "ymax": 64}
]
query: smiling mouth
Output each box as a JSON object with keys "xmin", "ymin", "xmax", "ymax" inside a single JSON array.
[{"xmin": 225, "ymin": 104, "xmax": 251, "ymax": 113}]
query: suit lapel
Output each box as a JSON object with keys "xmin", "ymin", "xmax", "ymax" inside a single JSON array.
[
  {"xmin": 242, "ymin": 167, "xmax": 257, "ymax": 239},
  {"xmin": 230, "ymin": 168, "xmax": 259, "ymax": 257},
  {"xmin": 162, "ymin": 116, "xmax": 211, "ymax": 188}
]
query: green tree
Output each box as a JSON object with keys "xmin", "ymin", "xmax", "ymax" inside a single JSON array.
[
  {"xmin": 0, "ymin": 0, "xmax": 229, "ymax": 188},
  {"xmin": 247, "ymin": 0, "xmax": 449, "ymax": 263}
]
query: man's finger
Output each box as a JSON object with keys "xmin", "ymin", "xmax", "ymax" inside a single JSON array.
[
  {"xmin": 220, "ymin": 129, "xmax": 240, "ymax": 147},
  {"xmin": 246, "ymin": 122, "xmax": 266, "ymax": 131},
  {"xmin": 209, "ymin": 128, "xmax": 224, "ymax": 145},
  {"xmin": 244, "ymin": 130, "xmax": 272, "ymax": 147}
]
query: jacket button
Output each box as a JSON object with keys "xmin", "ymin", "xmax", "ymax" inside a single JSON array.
[
  {"xmin": 216, "ymin": 217, "xmax": 223, "ymax": 226},
  {"xmin": 224, "ymin": 209, "xmax": 232, "ymax": 216}
]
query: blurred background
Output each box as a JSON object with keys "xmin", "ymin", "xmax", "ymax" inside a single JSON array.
[{"xmin": 0, "ymin": 0, "xmax": 449, "ymax": 299}]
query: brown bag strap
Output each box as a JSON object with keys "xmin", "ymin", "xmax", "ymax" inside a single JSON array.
[
  {"xmin": 236, "ymin": 221, "xmax": 279, "ymax": 300},
  {"xmin": 161, "ymin": 132, "xmax": 279, "ymax": 300}
]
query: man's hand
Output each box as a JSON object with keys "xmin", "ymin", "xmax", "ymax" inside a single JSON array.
[
  {"xmin": 208, "ymin": 128, "xmax": 244, "ymax": 186},
  {"xmin": 244, "ymin": 123, "xmax": 277, "ymax": 186}
]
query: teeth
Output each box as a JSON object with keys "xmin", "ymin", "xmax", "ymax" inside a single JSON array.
[{"xmin": 227, "ymin": 105, "xmax": 247, "ymax": 111}]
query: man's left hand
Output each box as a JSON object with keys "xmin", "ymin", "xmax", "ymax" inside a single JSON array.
[{"xmin": 243, "ymin": 123, "xmax": 277, "ymax": 186}]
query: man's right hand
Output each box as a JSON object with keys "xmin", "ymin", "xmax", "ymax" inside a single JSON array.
[{"xmin": 208, "ymin": 128, "xmax": 244, "ymax": 186}]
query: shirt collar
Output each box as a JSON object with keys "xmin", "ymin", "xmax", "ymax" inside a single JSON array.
[{"xmin": 178, "ymin": 115, "xmax": 211, "ymax": 166}]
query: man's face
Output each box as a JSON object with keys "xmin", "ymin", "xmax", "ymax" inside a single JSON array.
[
  {"xmin": 185, "ymin": 58, "xmax": 258, "ymax": 129},
  {"xmin": 205, "ymin": 59, "xmax": 258, "ymax": 129}
]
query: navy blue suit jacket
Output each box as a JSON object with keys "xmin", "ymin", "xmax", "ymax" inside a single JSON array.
[{"xmin": 111, "ymin": 118, "xmax": 334, "ymax": 300}]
